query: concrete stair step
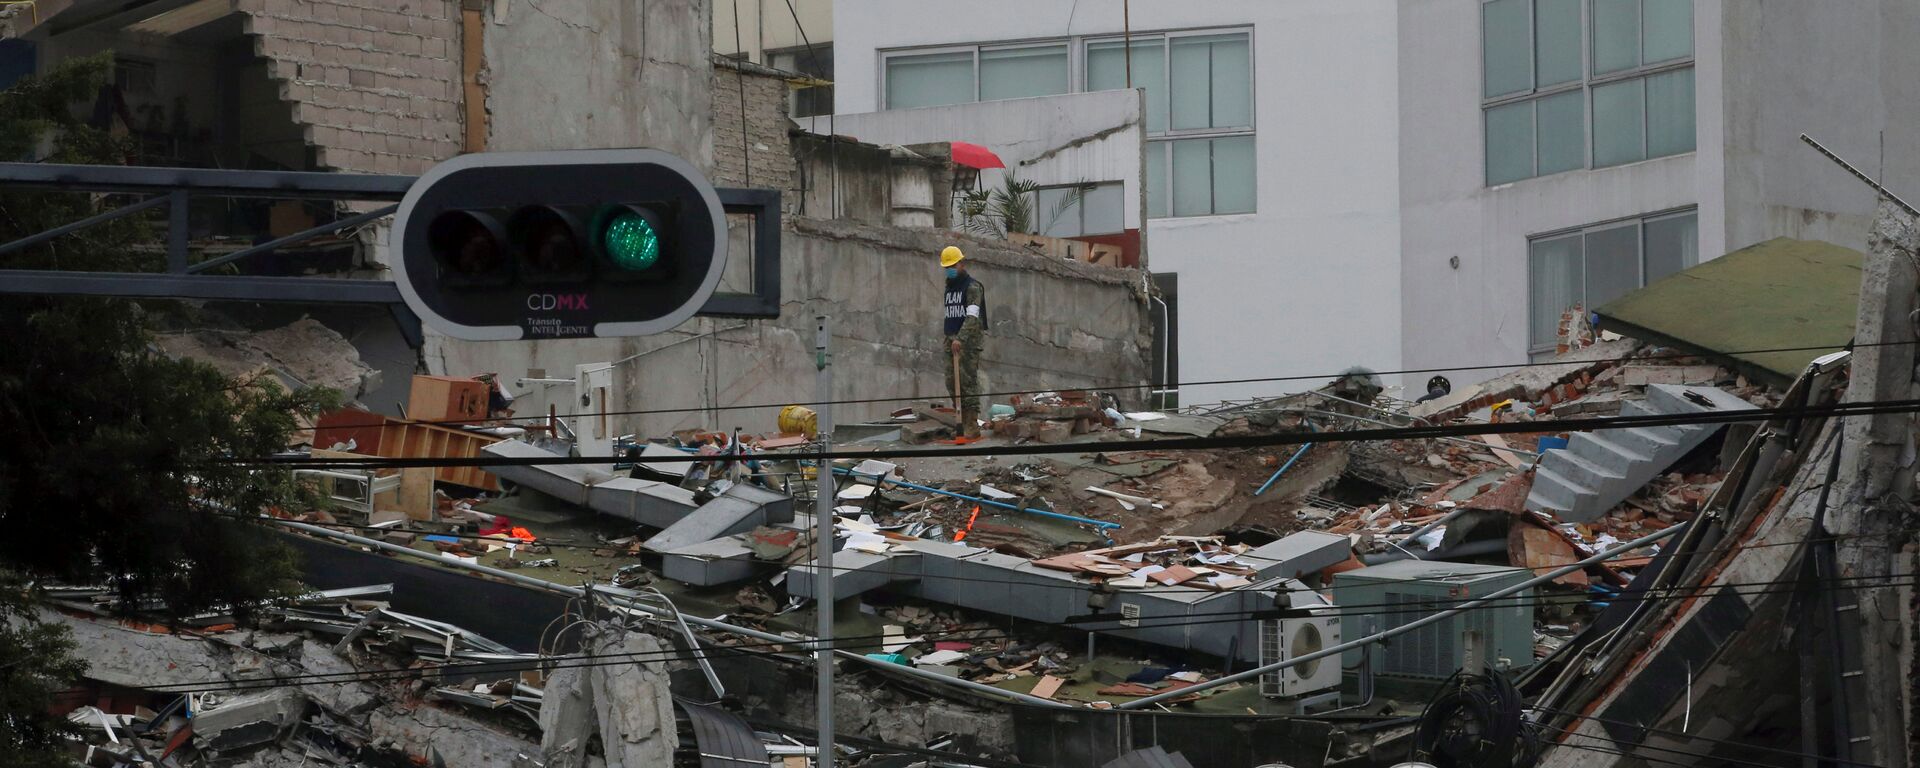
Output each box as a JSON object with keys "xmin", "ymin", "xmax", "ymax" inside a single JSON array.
[
  {"xmin": 1524, "ymin": 464, "xmax": 1590, "ymax": 513},
  {"xmin": 1570, "ymin": 433, "xmax": 1651, "ymax": 474},
  {"xmin": 1645, "ymin": 383, "xmax": 1758, "ymax": 415},
  {"xmin": 1544, "ymin": 449, "xmax": 1626, "ymax": 493}
]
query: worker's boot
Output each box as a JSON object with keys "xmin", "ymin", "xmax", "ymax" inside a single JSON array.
[{"xmin": 961, "ymin": 406, "xmax": 982, "ymax": 439}]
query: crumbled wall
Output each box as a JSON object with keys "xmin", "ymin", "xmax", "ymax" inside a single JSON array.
[
  {"xmin": 712, "ymin": 59, "xmax": 796, "ymax": 192},
  {"xmin": 237, "ymin": 0, "xmax": 462, "ymax": 174}
]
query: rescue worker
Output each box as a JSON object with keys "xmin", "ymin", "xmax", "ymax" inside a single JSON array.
[{"xmin": 941, "ymin": 245, "xmax": 986, "ymax": 438}]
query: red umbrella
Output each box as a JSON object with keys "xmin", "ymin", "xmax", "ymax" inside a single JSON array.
[{"xmin": 950, "ymin": 141, "xmax": 1006, "ymax": 170}]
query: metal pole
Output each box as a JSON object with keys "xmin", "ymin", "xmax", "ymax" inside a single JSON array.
[
  {"xmin": 1114, "ymin": 522, "xmax": 1688, "ymax": 709},
  {"xmin": 813, "ymin": 315, "xmax": 837, "ymax": 767}
]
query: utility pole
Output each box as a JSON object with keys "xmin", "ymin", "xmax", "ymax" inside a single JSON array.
[
  {"xmin": 1806, "ymin": 135, "xmax": 1918, "ymax": 768},
  {"xmin": 812, "ymin": 314, "xmax": 836, "ymax": 767}
]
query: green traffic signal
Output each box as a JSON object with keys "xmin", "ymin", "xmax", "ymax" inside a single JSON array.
[{"xmin": 601, "ymin": 209, "xmax": 661, "ymax": 272}]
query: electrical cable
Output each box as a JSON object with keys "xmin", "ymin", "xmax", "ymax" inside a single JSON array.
[
  {"xmin": 111, "ymin": 572, "xmax": 1920, "ymax": 696},
  {"xmin": 1532, "ymin": 705, "xmax": 1886, "ymax": 768},
  {"xmin": 358, "ymin": 339, "xmax": 1898, "ymax": 430},
  {"xmin": 223, "ymin": 394, "xmax": 1920, "ymax": 471},
  {"xmin": 233, "ymin": 512, "xmax": 1920, "ymax": 600}
]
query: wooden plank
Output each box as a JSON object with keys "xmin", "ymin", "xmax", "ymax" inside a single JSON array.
[
  {"xmin": 1030, "ymin": 675, "xmax": 1065, "ymax": 699},
  {"xmin": 1481, "ymin": 434, "xmax": 1529, "ymax": 468}
]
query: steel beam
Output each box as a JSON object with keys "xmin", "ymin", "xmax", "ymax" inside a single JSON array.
[
  {"xmin": 0, "ymin": 163, "xmax": 415, "ymax": 200},
  {"xmin": 0, "ymin": 195, "xmax": 170, "ymax": 257},
  {"xmin": 0, "ymin": 270, "xmax": 406, "ymax": 304},
  {"xmin": 188, "ymin": 204, "xmax": 399, "ymax": 274}
]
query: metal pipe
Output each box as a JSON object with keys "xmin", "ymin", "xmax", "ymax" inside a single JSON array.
[
  {"xmin": 1254, "ymin": 441, "xmax": 1313, "ymax": 496},
  {"xmin": 1114, "ymin": 522, "xmax": 1688, "ymax": 709},
  {"xmin": 266, "ymin": 518, "xmax": 1073, "ymax": 708},
  {"xmin": 1359, "ymin": 538, "xmax": 1506, "ymax": 565},
  {"xmin": 834, "ymin": 468, "xmax": 1121, "ymax": 530},
  {"xmin": 1396, "ymin": 506, "xmax": 1475, "ymax": 548},
  {"xmin": 0, "ymin": 194, "xmax": 170, "ymax": 256},
  {"xmin": 187, "ymin": 204, "xmax": 398, "ymax": 274}
]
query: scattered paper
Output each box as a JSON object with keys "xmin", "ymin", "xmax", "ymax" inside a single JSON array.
[
  {"xmin": 1123, "ymin": 412, "xmax": 1168, "ymax": 421},
  {"xmin": 916, "ymin": 649, "xmax": 968, "ymax": 666},
  {"xmin": 1086, "ymin": 486, "xmax": 1154, "ymax": 511},
  {"xmin": 837, "ymin": 517, "xmax": 879, "ymax": 533},
  {"xmin": 1416, "ymin": 526, "xmax": 1447, "ymax": 551},
  {"xmin": 1132, "ymin": 564, "xmax": 1167, "ymax": 579},
  {"xmin": 1108, "ymin": 576, "xmax": 1150, "ymax": 589},
  {"xmin": 881, "ymin": 625, "xmax": 915, "ymax": 653},
  {"xmin": 1168, "ymin": 671, "xmax": 1206, "ymax": 683},
  {"xmin": 978, "ymin": 484, "xmax": 1018, "ymax": 500},
  {"xmin": 837, "ymin": 484, "xmax": 876, "ymax": 500}
]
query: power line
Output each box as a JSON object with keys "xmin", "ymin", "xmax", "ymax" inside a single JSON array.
[
  {"xmin": 234, "ymin": 394, "xmax": 1919, "ymax": 470},
  {"xmin": 373, "ymin": 339, "xmax": 1890, "ymax": 430},
  {"xmin": 240, "ymin": 513, "xmax": 1920, "ymax": 599},
  {"xmin": 1534, "ymin": 705, "xmax": 1886, "ymax": 768},
  {"xmin": 118, "ymin": 573, "xmax": 1920, "ymax": 696}
]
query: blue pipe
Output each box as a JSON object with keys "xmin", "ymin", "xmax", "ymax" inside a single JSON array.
[
  {"xmin": 1254, "ymin": 442, "xmax": 1313, "ymax": 496},
  {"xmin": 833, "ymin": 468, "xmax": 1122, "ymax": 530}
]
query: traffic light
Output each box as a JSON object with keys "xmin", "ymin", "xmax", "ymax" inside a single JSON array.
[{"xmin": 389, "ymin": 149, "xmax": 727, "ymax": 340}]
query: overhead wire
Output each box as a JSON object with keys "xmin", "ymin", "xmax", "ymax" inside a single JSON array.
[
  {"xmin": 364, "ymin": 338, "xmax": 1896, "ymax": 430},
  {"xmin": 114, "ymin": 572, "xmax": 1920, "ymax": 696},
  {"xmin": 1532, "ymin": 705, "xmax": 1886, "ymax": 768},
  {"xmin": 225, "ymin": 394, "xmax": 1917, "ymax": 471}
]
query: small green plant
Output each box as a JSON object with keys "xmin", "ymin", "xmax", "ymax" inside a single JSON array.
[{"xmin": 958, "ymin": 174, "xmax": 1086, "ymax": 238}]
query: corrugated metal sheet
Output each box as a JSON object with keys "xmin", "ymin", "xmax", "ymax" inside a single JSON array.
[{"xmin": 678, "ymin": 700, "xmax": 770, "ymax": 768}]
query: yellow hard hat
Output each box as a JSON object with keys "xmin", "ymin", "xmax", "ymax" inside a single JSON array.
[{"xmin": 940, "ymin": 246, "xmax": 965, "ymax": 268}]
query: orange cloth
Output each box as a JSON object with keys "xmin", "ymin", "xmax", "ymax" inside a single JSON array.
[{"xmin": 508, "ymin": 527, "xmax": 535, "ymax": 542}]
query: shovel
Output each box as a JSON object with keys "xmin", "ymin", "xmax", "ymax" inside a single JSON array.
[{"xmin": 951, "ymin": 343, "xmax": 962, "ymax": 412}]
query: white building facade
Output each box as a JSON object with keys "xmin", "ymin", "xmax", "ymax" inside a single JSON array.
[
  {"xmin": 830, "ymin": 0, "xmax": 1406, "ymax": 406},
  {"xmin": 831, "ymin": 0, "xmax": 1916, "ymax": 403}
]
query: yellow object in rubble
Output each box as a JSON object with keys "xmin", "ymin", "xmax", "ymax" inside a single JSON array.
[{"xmin": 779, "ymin": 404, "xmax": 818, "ymax": 437}]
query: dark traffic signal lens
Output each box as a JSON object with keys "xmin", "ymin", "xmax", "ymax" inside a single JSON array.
[
  {"xmin": 508, "ymin": 206, "xmax": 591, "ymax": 282},
  {"xmin": 427, "ymin": 210, "xmax": 511, "ymax": 287}
]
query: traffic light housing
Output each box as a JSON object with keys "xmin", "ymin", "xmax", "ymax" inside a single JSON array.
[{"xmin": 390, "ymin": 149, "xmax": 727, "ymax": 340}]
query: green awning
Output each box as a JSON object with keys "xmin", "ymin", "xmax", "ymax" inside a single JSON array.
[{"xmin": 1596, "ymin": 237, "xmax": 1862, "ymax": 385}]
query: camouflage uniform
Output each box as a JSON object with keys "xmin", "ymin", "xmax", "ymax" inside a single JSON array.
[{"xmin": 944, "ymin": 276, "xmax": 986, "ymax": 436}]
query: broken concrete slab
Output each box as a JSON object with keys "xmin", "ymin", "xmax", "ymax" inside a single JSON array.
[
  {"xmin": 588, "ymin": 631, "xmax": 679, "ymax": 767},
  {"xmin": 194, "ymin": 688, "xmax": 308, "ymax": 752},
  {"xmin": 644, "ymin": 483, "xmax": 795, "ymax": 553}
]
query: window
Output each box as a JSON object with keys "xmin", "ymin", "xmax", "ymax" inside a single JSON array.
[
  {"xmin": 880, "ymin": 28, "xmax": 1254, "ymax": 220},
  {"xmin": 769, "ymin": 45, "xmax": 834, "ymax": 118},
  {"xmin": 1028, "ymin": 182, "xmax": 1125, "ymax": 237},
  {"xmin": 882, "ymin": 43, "xmax": 1070, "ymax": 109},
  {"xmin": 1087, "ymin": 31, "xmax": 1254, "ymax": 218},
  {"xmin": 1528, "ymin": 209, "xmax": 1697, "ymax": 351},
  {"xmin": 1483, "ymin": 0, "xmax": 1694, "ymax": 185}
]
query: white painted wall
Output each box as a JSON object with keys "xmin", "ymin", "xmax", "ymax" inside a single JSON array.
[
  {"xmin": 714, "ymin": 0, "xmax": 831, "ymax": 61},
  {"xmin": 832, "ymin": 0, "xmax": 1405, "ymax": 405},
  {"xmin": 799, "ymin": 89, "xmax": 1147, "ymax": 233},
  {"xmin": 1394, "ymin": 1, "xmax": 1717, "ymax": 393}
]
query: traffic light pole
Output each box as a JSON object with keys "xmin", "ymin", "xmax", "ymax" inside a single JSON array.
[{"xmin": 812, "ymin": 314, "xmax": 836, "ymax": 767}]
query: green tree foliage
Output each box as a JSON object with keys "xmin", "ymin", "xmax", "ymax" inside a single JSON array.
[
  {"xmin": 0, "ymin": 57, "xmax": 334, "ymax": 614},
  {"xmin": 0, "ymin": 579, "xmax": 86, "ymax": 768}
]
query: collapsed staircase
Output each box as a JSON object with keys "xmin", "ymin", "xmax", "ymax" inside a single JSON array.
[{"xmin": 1526, "ymin": 384, "xmax": 1757, "ymax": 522}]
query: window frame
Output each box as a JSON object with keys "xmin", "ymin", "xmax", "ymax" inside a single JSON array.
[
  {"xmin": 767, "ymin": 43, "xmax": 835, "ymax": 119},
  {"xmin": 1481, "ymin": 0, "xmax": 1695, "ymax": 185},
  {"xmin": 1026, "ymin": 181, "xmax": 1127, "ymax": 238},
  {"xmin": 880, "ymin": 39, "xmax": 1079, "ymax": 109},
  {"xmin": 1526, "ymin": 206, "xmax": 1698, "ymax": 353},
  {"xmin": 1080, "ymin": 28, "xmax": 1257, "ymax": 219}
]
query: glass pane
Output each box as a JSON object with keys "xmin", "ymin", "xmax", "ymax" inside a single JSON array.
[
  {"xmin": 1209, "ymin": 35, "xmax": 1252, "ymax": 129},
  {"xmin": 1536, "ymin": 90, "xmax": 1585, "ymax": 174},
  {"xmin": 1035, "ymin": 187, "xmax": 1080, "ymax": 237},
  {"xmin": 1530, "ymin": 235, "xmax": 1583, "ymax": 350},
  {"xmin": 1645, "ymin": 67, "xmax": 1695, "ymax": 158},
  {"xmin": 1171, "ymin": 34, "xmax": 1251, "ymax": 130},
  {"xmin": 1592, "ymin": 77, "xmax": 1646, "ymax": 167},
  {"xmin": 1082, "ymin": 182, "xmax": 1125, "ymax": 234},
  {"xmin": 1643, "ymin": 211, "xmax": 1698, "ymax": 282},
  {"xmin": 886, "ymin": 51, "xmax": 974, "ymax": 109},
  {"xmin": 1593, "ymin": 0, "xmax": 1641, "ymax": 75},
  {"xmin": 1535, "ymin": 0, "xmax": 1582, "ymax": 87},
  {"xmin": 1643, "ymin": 0, "xmax": 1693, "ymax": 63},
  {"xmin": 1483, "ymin": 0, "xmax": 1532, "ymax": 98},
  {"xmin": 1211, "ymin": 136, "xmax": 1256, "ymax": 214},
  {"xmin": 1145, "ymin": 141, "xmax": 1169, "ymax": 218},
  {"xmin": 1089, "ymin": 40, "xmax": 1167, "ymax": 132},
  {"xmin": 1485, "ymin": 100, "xmax": 1535, "ymax": 185},
  {"xmin": 1584, "ymin": 223, "xmax": 1641, "ymax": 308},
  {"xmin": 1171, "ymin": 139, "xmax": 1212, "ymax": 216},
  {"xmin": 980, "ymin": 45, "xmax": 1069, "ymax": 101}
]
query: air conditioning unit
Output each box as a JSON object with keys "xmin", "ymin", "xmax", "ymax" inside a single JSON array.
[
  {"xmin": 1260, "ymin": 591, "xmax": 1341, "ymax": 698},
  {"xmin": 1333, "ymin": 560, "xmax": 1534, "ymax": 680}
]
